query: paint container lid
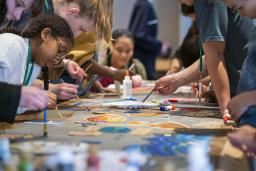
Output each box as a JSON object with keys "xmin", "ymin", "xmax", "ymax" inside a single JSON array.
[
  {"xmin": 125, "ymin": 70, "xmax": 130, "ymax": 77},
  {"xmin": 160, "ymin": 106, "xmax": 171, "ymax": 111}
]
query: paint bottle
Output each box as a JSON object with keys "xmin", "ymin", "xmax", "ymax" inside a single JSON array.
[
  {"xmin": 160, "ymin": 105, "xmax": 176, "ymax": 111},
  {"xmin": 223, "ymin": 109, "xmax": 231, "ymax": 122},
  {"xmin": 114, "ymin": 81, "xmax": 121, "ymax": 93},
  {"xmin": 122, "ymin": 71, "xmax": 132, "ymax": 99}
]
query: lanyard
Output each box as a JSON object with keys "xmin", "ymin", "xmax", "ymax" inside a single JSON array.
[
  {"xmin": 23, "ymin": 45, "xmax": 34, "ymax": 86},
  {"xmin": 44, "ymin": 0, "xmax": 49, "ymax": 11},
  {"xmin": 198, "ymin": 38, "xmax": 203, "ymax": 73}
]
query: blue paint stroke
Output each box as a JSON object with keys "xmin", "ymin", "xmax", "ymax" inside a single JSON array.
[
  {"xmin": 124, "ymin": 134, "xmax": 212, "ymax": 157},
  {"xmin": 124, "ymin": 109, "xmax": 142, "ymax": 114},
  {"xmin": 100, "ymin": 127, "xmax": 131, "ymax": 133}
]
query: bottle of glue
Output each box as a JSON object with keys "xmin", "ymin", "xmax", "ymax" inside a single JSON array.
[{"xmin": 122, "ymin": 70, "xmax": 132, "ymax": 99}]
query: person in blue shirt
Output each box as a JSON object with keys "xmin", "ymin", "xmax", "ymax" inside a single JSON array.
[
  {"xmin": 128, "ymin": 0, "xmax": 170, "ymax": 80},
  {"xmin": 155, "ymin": 0, "xmax": 255, "ymax": 117}
]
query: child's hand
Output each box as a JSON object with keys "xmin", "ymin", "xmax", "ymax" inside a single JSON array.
[
  {"xmin": 67, "ymin": 61, "xmax": 87, "ymax": 83},
  {"xmin": 227, "ymin": 92, "xmax": 251, "ymax": 120},
  {"xmin": 50, "ymin": 83, "xmax": 78, "ymax": 100},
  {"xmin": 191, "ymin": 82, "xmax": 208, "ymax": 97},
  {"xmin": 228, "ymin": 125, "xmax": 256, "ymax": 157},
  {"xmin": 47, "ymin": 91, "xmax": 57, "ymax": 109},
  {"xmin": 132, "ymin": 75, "xmax": 143, "ymax": 88},
  {"xmin": 155, "ymin": 75, "xmax": 179, "ymax": 95},
  {"xmin": 20, "ymin": 86, "xmax": 48, "ymax": 110}
]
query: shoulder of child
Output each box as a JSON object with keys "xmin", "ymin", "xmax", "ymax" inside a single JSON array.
[{"xmin": 0, "ymin": 33, "xmax": 28, "ymax": 51}]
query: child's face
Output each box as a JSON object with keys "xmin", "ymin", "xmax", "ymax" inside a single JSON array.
[
  {"xmin": 225, "ymin": 0, "xmax": 256, "ymax": 18},
  {"xmin": 34, "ymin": 29, "xmax": 72, "ymax": 68},
  {"xmin": 111, "ymin": 37, "xmax": 134, "ymax": 69},
  {"xmin": 65, "ymin": 12, "xmax": 95, "ymax": 37}
]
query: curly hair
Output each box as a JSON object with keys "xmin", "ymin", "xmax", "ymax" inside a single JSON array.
[
  {"xmin": 0, "ymin": 14, "xmax": 74, "ymax": 90},
  {"xmin": 0, "ymin": 14, "xmax": 74, "ymax": 45}
]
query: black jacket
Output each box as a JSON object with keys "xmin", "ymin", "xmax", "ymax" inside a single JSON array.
[
  {"xmin": 128, "ymin": 0, "xmax": 162, "ymax": 60},
  {"xmin": 0, "ymin": 83, "xmax": 21, "ymax": 123}
]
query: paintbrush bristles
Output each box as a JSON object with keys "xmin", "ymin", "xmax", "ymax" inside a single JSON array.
[
  {"xmin": 55, "ymin": 106, "xmax": 63, "ymax": 120},
  {"xmin": 76, "ymin": 95, "xmax": 90, "ymax": 111},
  {"xmin": 43, "ymin": 124, "xmax": 48, "ymax": 137}
]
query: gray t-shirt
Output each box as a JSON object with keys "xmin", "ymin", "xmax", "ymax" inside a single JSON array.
[{"xmin": 195, "ymin": 0, "xmax": 255, "ymax": 96}]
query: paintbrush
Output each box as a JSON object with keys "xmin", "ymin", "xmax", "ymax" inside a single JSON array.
[
  {"xmin": 55, "ymin": 106, "xmax": 63, "ymax": 120},
  {"xmin": 75, "ymin": 95, "xmax": 90, "ymax": 111},
  {"xmin": 142, "ymin": 87, "xmax": 156, "ymax": 102},
  {"xmin": 43, "ymin": 110, "xmax": 48, "ymax": 137},
  {"xmin": 128, "ymin": 63, "xmax": 135, "ymax": 71},
  {"xmin": 60, "ymin": 79, "xmax": 90, "ymax": 111},
  {"xmin": 84, "ymin": 63, "xmax": 93, "ymax": 73}
]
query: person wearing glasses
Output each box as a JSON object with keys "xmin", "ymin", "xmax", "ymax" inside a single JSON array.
[{"xmin": 0, "ymin": 14, "xmax": 73, "ymax": 114}]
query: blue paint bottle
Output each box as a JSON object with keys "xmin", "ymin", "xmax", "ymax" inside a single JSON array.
[{"xmin": 160, "ymin": 106, "xmax": 172, "ymax": 111}]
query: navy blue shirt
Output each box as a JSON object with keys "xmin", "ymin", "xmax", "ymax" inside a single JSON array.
[
  {"xmin": 128, "ymin": 0, "xmax": 162, "ymax": 80},
  {"xmin": 236, "ymin": 33, "xmax": 256, "ymax": 126}
]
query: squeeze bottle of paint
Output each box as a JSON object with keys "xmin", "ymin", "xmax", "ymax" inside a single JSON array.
[
  {"xmin": 114, "ymin": 81, "xmax": 121, "ymax": 93},
  {"xmin": 122, "ymin": 71, "xmax": 132, "ymax": 99}
]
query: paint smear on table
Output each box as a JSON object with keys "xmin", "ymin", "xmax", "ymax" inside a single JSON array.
[
  {"xmin": 86, "ymin": 114, "xmax": 127, "ymax": 123},
  {"xmin": 130, "ymin": 128, "xmax": 153, "ymax": 136},
  {"xmin": 100, "ymin": 126, "xmax": 131, "ymax": 133},
  {"xmin": 149, "ymin": 122, "xmax": 190, "ymax": 129},
  {"xmin": 69, "ymin": 126, "xmax": 102, "ymax": 136},
  {"xmin": 125, "ymin": 134, "xmax": 212, "ymax": 157},
  {"xmin": 127, "ymin": 121, "xmax": 148, "ymax": 125}
]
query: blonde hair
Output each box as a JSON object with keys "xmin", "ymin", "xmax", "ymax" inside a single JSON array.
[{"xmin": 75, "ymin": 0, "xmax": 113, "ymax": 49}]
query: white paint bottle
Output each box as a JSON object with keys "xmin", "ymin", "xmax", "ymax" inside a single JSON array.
[{"xmin": 122, "ymin": 71, "xmax": 132, "ymax": 99}]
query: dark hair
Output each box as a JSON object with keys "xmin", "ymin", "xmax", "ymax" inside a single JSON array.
[
  {"xmin": 112, "ymin": 29, "xmax": 134, "ymax": 44},
  {"xmin": 0, "ymin": 14, "xmax": 74, "ymax": 45},
  {"xmin": 106, "ymin": 29, "xmax": 134, "ymax": 67},
  {"xmin": 0, "ymin": 14, "xmax": 74, "ymax": 91},
  {"xmin": 181, "ymin": 4, "xmax": 195, "ymax": 16}
]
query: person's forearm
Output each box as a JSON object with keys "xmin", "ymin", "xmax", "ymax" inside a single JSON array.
[
  {"xmin": 205, "ymin": 52, "xmax": 230, "ymax": 114},
  {"xmin": 84, "ymin": 60, "xmax": 114, "ymax": 77},
  {"xmin": 245, "ymin": 91, "xmax": 256, "ymax": 107},
  {"xmin": 174, "ymin": 57, "xmax": 208, "ymax": 86}
]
